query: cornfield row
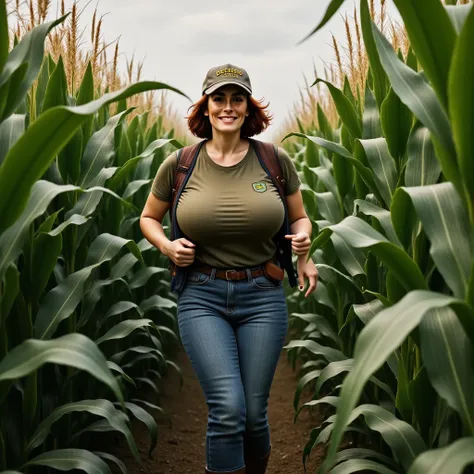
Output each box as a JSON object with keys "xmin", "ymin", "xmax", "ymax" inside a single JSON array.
[
  {"xmin": 0, "ymin": 1, "xmax": 190, "ymax": 472},
  {"xmin": 281, "ymin": 0, "xmax": 474, "ymax": 473}
]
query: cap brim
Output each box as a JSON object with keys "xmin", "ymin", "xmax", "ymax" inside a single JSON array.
[{"xmin": 204, "ymin": 80, "xmax": 252, "ymax": 95}]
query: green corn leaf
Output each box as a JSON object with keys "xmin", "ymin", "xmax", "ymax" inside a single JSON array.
[
  {"xmin": 34, "ymin": 233, "xmax": 143, "ymax": 339},
  {"xmin": 110, "ymin": 253, "xmax": 140, "ymax": 279},
  {"xmin": 290, "ymin": 313, "xmax": 340, "ymax": 344},
  {"xmin": 330, "ymin": 234, "xmax": 366, "ymax": 277},
  {"xmin": 405, "ymin": 124, "xmax": 441, "ymax": 187},
  {"xmin": 353, "ymin": 199, "xmax": 401, "ymax": 246},
  {"xmin": 34, "ymin": 56, "xmax": 49, "ymax": 117},
  {"xmin": 293, "ymin": 370, "xmax": 322, "ymax": 411},
  {"xmin": 362, "ymin": 85, "xmax": 382, "ymax": 139},
  {"xmin": 311, "ymin": 166, "xmax": 338, "ymax": 198},
  {"xmin": 103, "ymin": 301, "xmax": 144, "ymax": 322},
  {"xmin": 360, "ymin": 0, "xmax": 387, "ymax": 107},
  {"xmin": 139, "ymin": 294, "xmax": 177, "ymax": 312},
  {"xmin": 295, "ymin": 396, "xmax": 339, "ymax": 423},
  {"xmin": 446, "ymin": 4, "xmax": 473, "ymax": 33},
  {"xmin": 283, "ymin": 134, "xmax": 385, "ymax": 206},
  {"xmin": 370, "ymin": 21, "xmax": 459, "ymax": 193},
  {"xmin": 27, "ymin": 232, "xmax": 62, "ymax": 304},
  {"xmin": 319, "ymin": 291, "xmax": 470, "ymax": 472},
  {"xmin": 315, "ymin": 359, "xmax": 395, "ymax": 400},
  {"xmin": 392, "ymin": 183, "xmax": 472, "ymax": 299},
  {"xmin": 80, "ymin": 109, "xmax": 134, "ymax": 188},
  {"xmin": 317, "ymin": 103, "xmax": 334, "ymax": 141},
  {"xmin": 108, "ymin": 138, "xmax": 182, "ymax": 191},
  {"xmin": 65, "ymin": 169, "xmax": 127, "ymax": 220},
  {"xmin": 26, "ymin": 399, "xmax": 138, "ymax": 461},
  {"xmin": 315, "ymin": 191, "xmax": 342, "ymax": 224},
  {"xmin": 448, "ymin": 5, "xmax": 474, "ymax": 229},
  {"xmin": 107, "ymin": 361, "xmax": 135, "ymax": 387},
  {"xmin": 0, "ymin": 114, "xmax": 25, "ymax": 165},
  {"xmin": 128, "ymin": 267, "xmax": 167, "ymax": 291},
  {"xmin": 283, "ymin": 339, "xmax": 345, "ymax": 363},
  {"xmin": 333, "ymin": 448, "xmax": 400, "ymax": 471},
  {"xmin": 77, "ymin": 61, "xmax": 94, "ymax": 144},
  {"xmin": 317, "ymin": 216, "xmax": 427, "ymax": 291},
  {"xmin": 330, "ymin": 458, "xmax": 398, "ymax": 474},
  {"xmin": 96, "ymin": 319, "xmax": 153, "ymax": 345},
  {"xmin": 123, "ymin": 402, "xmax": 158, "ymax": 457},
  {"xmin": 357, "ymin": 138, "xmax": 398, "ymax": 208},
  {"xmin": 0, "ymin": 181, "xmax": 77, "ymax": 282},
  {"xmin": 77, "ymin": 276, "xmax": 130, "ymax": 330},
  {"xmin": 312, "ymin": 79, "xmax": 362, "ymax": 138},
  {"xmin": 110, "ymin": 346, "xmax": 165, "ymax": 366},
  {"xmin": 23, "ymin": 448, "xmax": 112, "ymax": 473},
  {"xmin": 0, "ymin": 14, "xmax": 69, "ymax": 122},
  {"xmin": 320, "ymin": 403, "xmax": 427, "ymax": 469},
  {"xmin": 381, "ymin": 87, "xmax": 412, "ymax": 160},
  {"xmin": 123, "ymin": 179, "xmax": 152, "ymax": 200},
  {"xmin": 0, "ymin": 333, "xmax": 123, "ymax": 405},
  {"xmin": 297, "ymin": 0, "xmax": 346, "ymax": 44},
  {"xmin": 41, "ymin": 55, "xmax": 68, "ymax": 112},
  {"xmin": 406, "ymin": 437, "xmax": 474, "ymax": 473},
  {"xmin": 316, "ymin": 264, "xmax": 362, "ymax": 293},
  {"xmin": 46, "ymin": 214, "xmax": 89, "ymax": 237},
  {"xmin": 393, "ymin": 0, "xmax": 456, "ymax": 109},
  {"xmin": 0, "ymin": 80, "xmax": 190, "ymax": 235},
  {"xmin": 93, "ymin": 452, "xmax": 129, "ymax": 474},
  {"xmin": 420, "ymin": 307, "xmax": 474, "ymax": 435}
]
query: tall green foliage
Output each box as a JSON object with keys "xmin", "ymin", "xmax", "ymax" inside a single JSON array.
[
  {"xmin": 0, "ymin": 6, "xmax": 188, "ymax": 472},
  {"xmin": 284, "ymin": 1, "xmax": 474, "ymax": 473}
]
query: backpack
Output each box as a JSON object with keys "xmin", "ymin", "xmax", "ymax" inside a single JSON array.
[{"xmin": 167, "ymin": 137, "xmax": 298, "ymax": 293}]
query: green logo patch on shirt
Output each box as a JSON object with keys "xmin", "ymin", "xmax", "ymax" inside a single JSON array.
[{"xmin": 252, "ymin": 181, "xmax": 267, "ymax": 193}]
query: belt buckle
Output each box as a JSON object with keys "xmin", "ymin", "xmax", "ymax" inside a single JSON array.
[{"xmin": 225, "ymin": 269, "xmax": 237, "ymax": 280}]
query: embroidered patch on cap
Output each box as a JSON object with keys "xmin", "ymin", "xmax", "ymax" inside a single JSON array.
[{"xmin": 252, "ymin": 182, "xmax": 267, "ymax": 193}]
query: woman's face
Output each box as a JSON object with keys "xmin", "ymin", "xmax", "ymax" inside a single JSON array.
[{"xmin": 204, "ymin": 84, "xmax": 249, "ymax": 135}]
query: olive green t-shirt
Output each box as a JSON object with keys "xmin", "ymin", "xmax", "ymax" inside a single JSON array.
[{"xmin": 151, "ymin": 142, "xmax": 301, "ymax": 268}]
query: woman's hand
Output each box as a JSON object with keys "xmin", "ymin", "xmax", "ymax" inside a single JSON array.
[
  {"xmin": 296, "ymin": 255, "xmax": 318, "ymax": 298},
  {"xmin": 164, "ymin": 238, "xmax": 196, "ymax": 267},
  {"xmin": 284, "ymin": 232, "xmax": 311, "ymax": 256}
]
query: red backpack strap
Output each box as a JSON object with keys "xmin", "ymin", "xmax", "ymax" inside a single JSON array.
[
  {"xmin": 170, "ymin": 142, "xmax": 202, "ymax": 214},
  {"xmin": 249, "ymin": 138, "xmax": 286, "ymax": 197}
]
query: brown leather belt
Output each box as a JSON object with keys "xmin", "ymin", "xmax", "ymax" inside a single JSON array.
[{"xmin": 191, "ymin": 262, "xmax": 267, "ymax": 281}]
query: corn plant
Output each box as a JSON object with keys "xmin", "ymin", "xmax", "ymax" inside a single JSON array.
[
  {"xmin": 0, "ymin": 3, "xmax": 191, "ymax": 472},
  {"xmin": 282, "ymin": 1, "xmax": 474, "ymax": 473}
]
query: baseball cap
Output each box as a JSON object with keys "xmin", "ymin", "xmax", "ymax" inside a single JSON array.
[{"xmin": 202, "ymin": 63, "xmax": 252, "ymax": 96}]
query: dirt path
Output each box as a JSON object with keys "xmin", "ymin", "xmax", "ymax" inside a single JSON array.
[{"xmin": 108, "ymin": 330, "xmax": 325, "ymax": 473}]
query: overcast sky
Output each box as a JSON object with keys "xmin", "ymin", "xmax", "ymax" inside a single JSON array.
[{"xmin": 56, "ymin": 0, "xmax": 398, "ymax": 142}]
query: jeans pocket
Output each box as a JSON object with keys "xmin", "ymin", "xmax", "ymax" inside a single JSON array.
[
  {"xmin": 251, "ymin": 274, "xmax": 282, "ymax": 290},
  {"xmin": 186, "ymin": 270, "xmax": 211, "ymax": 286}
]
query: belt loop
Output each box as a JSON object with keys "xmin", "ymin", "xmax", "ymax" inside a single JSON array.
[
  {"xmin": 245, "ymin": 268, "xmax": 252, "ymax": 282},
  {"xmin": 210, "ymin": 267, "xmax": 216, "ymax": 280}
]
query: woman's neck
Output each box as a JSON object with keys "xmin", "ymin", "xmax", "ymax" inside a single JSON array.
[{"xmin": 206, "ymin": 131, "xmax": 248, "ymax": 158}]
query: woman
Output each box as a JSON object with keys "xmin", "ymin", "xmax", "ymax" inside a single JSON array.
[{"xmin": 140, "ymin": 63, "xmax": 318, "ymax": 474}]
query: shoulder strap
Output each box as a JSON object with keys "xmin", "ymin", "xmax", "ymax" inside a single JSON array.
[
  {"xmin": 170, "ymin": 141, "xmax": 202, "ymax": 213},
  {"xmin": 249, "ymin": 138, "xmax": 286, "ymax": 197}
]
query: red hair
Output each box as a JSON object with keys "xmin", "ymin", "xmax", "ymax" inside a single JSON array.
[{"xmin": 186, "ymin": 93, "xmax": 273, "ymax": 139}]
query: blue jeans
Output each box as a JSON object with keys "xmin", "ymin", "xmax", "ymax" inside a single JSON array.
[{"xmin": 177, "ymin": 263, "xmax": 289, "ymax": 472}]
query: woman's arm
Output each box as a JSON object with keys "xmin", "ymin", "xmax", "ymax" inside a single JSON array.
[
  {"xmin": 286, "ymin": 189, "xmax": 313, "ymax": 259},
  {"xmin": 139, "ymin": 192, "xmax": 172, "ymax": 257}
]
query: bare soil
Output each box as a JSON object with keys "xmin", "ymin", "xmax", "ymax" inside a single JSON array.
[{"xmin": 105, "ymin": 328, "xmax": 326, "ymax": 473}]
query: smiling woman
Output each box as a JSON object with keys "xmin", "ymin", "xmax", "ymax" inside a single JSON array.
[
  {"xmin": 140, "ymin": 62, "xmax": 317, "ymax": 474},
  {"xmin": 187, "ymin": 88, "xmax": 272, "ymax": 139}
]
